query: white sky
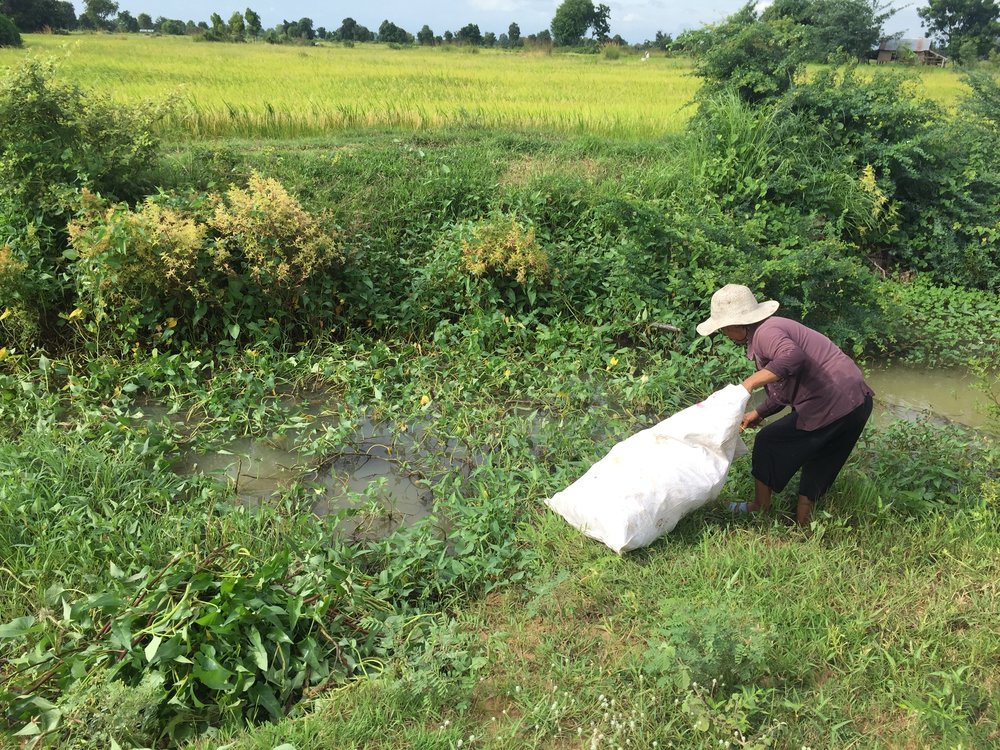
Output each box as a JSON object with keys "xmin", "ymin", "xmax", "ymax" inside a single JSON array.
[{"xmin": 73, "ymin": 1, "xmax": 929, "ymax": 44}]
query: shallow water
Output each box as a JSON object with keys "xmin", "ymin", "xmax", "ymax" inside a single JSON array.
[
  {"xmin": 174, "ymin": 421, "xmax": 435, "ymax": 537},
  {"xmin": 866, "ymin": 365, "xmax": 995, "ymax": 429}
]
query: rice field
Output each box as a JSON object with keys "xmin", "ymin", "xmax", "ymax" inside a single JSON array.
[
  {"xmin": 3, "ymin": 33, "xmax": 970, "ymax": 142},
  {"xmin": 3, "ymin": 34, "xmax": 701, "ymax": 139}
]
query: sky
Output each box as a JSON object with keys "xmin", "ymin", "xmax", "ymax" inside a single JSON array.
[{"xmin": 73, "ymin": 1, "xmax": 929, "ymax": 44}]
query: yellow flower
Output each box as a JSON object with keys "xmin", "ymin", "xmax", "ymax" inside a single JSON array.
[
  {"xmin": 420, "ymin": 395, "xmax": 431, "ymax": 406},
  {"xmin": 166, "ymin": 317, "xmax": 178, "ymax": 328},
  {"xmin": 504, "ymin": 368, "xmax": 512, "ymax": 378},
  {"xmin": 609, "ymin": 356, "xmax": 619, "ymax": 367}
]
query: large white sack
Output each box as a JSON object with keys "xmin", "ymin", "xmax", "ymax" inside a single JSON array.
[{"xmin": 545, "ymin": 384, "xmax": 750, "ymax": 553}]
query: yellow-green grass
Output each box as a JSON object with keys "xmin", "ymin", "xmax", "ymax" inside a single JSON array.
[{"xmin": 1, "ymin": 34, "xmax": 701, "ymax": 140}]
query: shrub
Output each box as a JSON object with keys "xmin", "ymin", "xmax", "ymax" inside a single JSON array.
[
  {"xmin": 0, "ymin": 13, "xmax": 21, "ymax": 47},
  {"xmin": 209, "ymin": 172, "xmax": 343, "ymax": 309},
  {"xmin": 459, "ymin": 214, "xmax": 548, "ymax": 284},
  {"xmin": 68, "ymin": 175, "xmax": 344, "ymax": 351},
  {"xmin": 0, "ymin": 59, "xmax": 167, "ymax": 346},
  {"xmin": 860, "ymin": 419, "xmax": 999, "ymax": 514},
  {"xmin": 755, "ymin": 238, "xmax": 883, "ymax": 352},
  {"xmin": 408, "ymin": 214, "xmax": 549, "ymax": 327},
  {"xmin": 781, "ymin": 66, "xmax": 1000, "ymax": 289},
  {"xmin": 684, "ymin": 91, "xmax": 895, "ymax": 243},
  {"xmin": 0, "ymin": 243, "xmax": 40, "ymax": 354},
  {"xmin": 644, "ymin": 598, "xmax": 777, "ymax": 688}
]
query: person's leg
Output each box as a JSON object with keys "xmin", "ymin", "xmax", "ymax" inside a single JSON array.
[
  {"xmin": 745, "ymin": 412, "xmax": 818, "ymax": 513},
  {"xmin": 797, "ymin": 395, "xmax": 874, "ymax": 525},
  {"xmin": 796, "ymin": 495, "xmax": 815, "ymax": 526},
  {"xmin": 752, "ymin": 478, "xmax": 772, "ymax": 512}
]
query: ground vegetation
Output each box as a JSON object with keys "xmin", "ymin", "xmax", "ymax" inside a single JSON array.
[{"xmin": 0, "ymin": 37, "xmax": 998, "ymax": 749}]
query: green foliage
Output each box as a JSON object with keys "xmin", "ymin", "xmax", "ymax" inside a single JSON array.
[
  {"xmin": 877, "ymin": 276, "xmax": 1000, "ymax": 365},
  {"xmin": 692, "ymin": 4, "xmax": 805, "ymax": 104},
  {"xmin": 550, "ymin": 0, "xmax": 599, "ymax": 46},
  {"xmin": 644, "ymin": 598, "xmax": 778, "ymax": 688},
  {"xmin": 0, "ymin": 0, "xmax": 76, "ymax": 32},
  {"xmin": 0, "ymin": 59, "xmax": 166, "ymax": 345},
  {"xmin": 50, "ymin": 672, "xmax": 163, "ymax": 749},
  {"xmin": 859, "ymin": 419, "xmax": 998, "ymax": 513},
  {"xmin": 918, "ymin": 0, "xmax": 1000, "ymax": 60},
  {"xmin": 2, "ymin": 547, "xmax": 377, "ymax": 744},
  {"xmin": 762, "ymin": 0, "xmax": 892, "ymax": 61},
  {"xmin": 756, "ymin": 239, "xmax": 882, "ymax": 349},
  {"xmin": 773, "ymin": 66, "xmax": 1000, "ymax": 289},
  {"xmin": 0, "ymin": 12, "xmax": 21, "ymax": 46},
  {"xmin": 66, "ymin": 175, "xmax": 343, "ymax": 351}
]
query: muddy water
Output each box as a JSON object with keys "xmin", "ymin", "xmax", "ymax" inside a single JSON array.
[
  {"xmin": 172, "ymin": 417, "xmax": 437, "ymax": 537},
  {"xmin": 866, "ymin": 365, "xmax": 995, "ymax": 430}
]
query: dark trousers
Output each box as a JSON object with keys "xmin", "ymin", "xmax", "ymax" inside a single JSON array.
[{"xmin": 751, "ymin": 394, "xmax": 873, "ymax": 501}]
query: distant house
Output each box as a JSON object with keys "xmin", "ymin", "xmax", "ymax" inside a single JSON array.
[{"xmin": 874, "ymin": 38, "xmax": 948, "ymax": 66}]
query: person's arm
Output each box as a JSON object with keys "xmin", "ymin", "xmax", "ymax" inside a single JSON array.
[
  {"xmin": 742, "ymin": 368, "xmax": 780, "ymax": 394},
  {"xmin": 742, "ymin": 327, "xmax": 806, "ymax": 421}
]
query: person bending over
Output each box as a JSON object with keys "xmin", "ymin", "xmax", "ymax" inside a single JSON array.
[{"xmin": 697, "ymin": 284, "xmax": 874, "ymax": 526}]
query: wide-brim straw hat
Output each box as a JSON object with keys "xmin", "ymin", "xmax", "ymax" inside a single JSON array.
[{"xmin": 696, "ymin": 284, "xmax": 780, "ymax": 336}]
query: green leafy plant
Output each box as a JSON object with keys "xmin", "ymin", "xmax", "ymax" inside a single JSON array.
[{"xmin": 2, "ymin": 547, "xmax": 381, "ymax": 745}]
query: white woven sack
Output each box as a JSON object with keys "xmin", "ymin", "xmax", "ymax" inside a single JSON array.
[{"xmin": 545, "ymin": 384, "xmax": 750, "ymax": 553}]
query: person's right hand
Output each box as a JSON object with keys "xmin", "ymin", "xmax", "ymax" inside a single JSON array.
[{"xmin": 741, "ymin": 410, "xmax": 763, "ymax": 431}]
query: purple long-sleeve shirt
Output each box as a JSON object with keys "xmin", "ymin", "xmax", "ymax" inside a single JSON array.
[{"xmin": 747, "ymin": 317, "xmax": 873, "ymax": 431}]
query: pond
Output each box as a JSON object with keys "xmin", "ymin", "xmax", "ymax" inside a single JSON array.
[{"xmin": 866, "ymin": 364, "xmax": 995, "ymax": 430}]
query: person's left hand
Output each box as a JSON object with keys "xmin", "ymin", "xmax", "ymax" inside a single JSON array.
[{"xmin": 741, "ymin": 410, "xmax": 762, "ymax": 430}]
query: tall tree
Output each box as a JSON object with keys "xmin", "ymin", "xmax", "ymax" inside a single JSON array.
[
  {"xmin": 417, "ymin": 24, "xmax": 434, "ymax": 45},
  {"xmin": 0, "ymin": 12, "xmax": 22, "ymax": 45},
  {"xmin": 918, "ymin": 0, "xmax": 1000, "ymax": 60},
  {"xmin": 136, "ymin": 12, "xmax": 152, "ymax": 29},
  {"xmin": 115, "ymin": 9, "xmax": 138, "ymax": 32},
  {"xmin": 508, "ymin": 21, "xmax": 521, "ymax": 47},
  {"xmin": 244, "ymin": 8, "xmax": 261, "ymax": 37},
  {"xmin": 335, "ymin": 17, "xmax": 358, "ymax": 40},
  {"xmin": 763, "ymin": 0, "xmax": 893, "ymax": 61},
  {"xmin": 80, "ymin": 0, "xmax": 118, "ymax": 30},
  {"xmin": 378, "ymin": 19, "xmax": 408, "ymax": 43},
  {"xmin": 455, "ymin": 22, "xmax": 482, "ymax": 45},
  {"xmin": 551, "ymin": 0, "xmax": 602, "ymax": 46},
  {"xmin": 1, "ymin": 0, "xmax": 76, "ymax": 31},
  {"xmin": 228, "ymin": 11, "xmax": 245, "ymax": 40},
  {"xmin": 592, "ymin": 3, "xmax": 611, "ymax": 42}
]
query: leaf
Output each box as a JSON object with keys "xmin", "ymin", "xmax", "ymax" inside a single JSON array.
[
  {"xmin": 13, "ymin": 720, "xmax": 40, "ymax": 737},
  {"xmin": 228, "ymin": 323, "xmax": 241, "ymax": 339},
  {"xmin": 193, "ymin": 652, "xmax": 236, "ymax": 691},
  {"xmin": 249, "ymin": 684, "xmax": 283, "ymax": 721},
  {"xmin": 110, "ymin": 561, "xmax": 124, "ymax": 578},
  {"xmin": 145, "ymin": 634, "xmax": 163, "ymax": 663},
  {"xmin": 249, "ymin": 627, "xmax": 268, "ymax": 671},
  {"xmin": 0, "ymin": 616, "xmax": 35, "ymax": 638}
]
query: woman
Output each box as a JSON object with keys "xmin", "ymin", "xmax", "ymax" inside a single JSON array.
[{"xmin": 697, "ymin": 284, "xmax": 874, "ymax": 526}]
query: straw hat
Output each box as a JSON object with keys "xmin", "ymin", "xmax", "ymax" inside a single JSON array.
[{"xmin": 696, "ymin": 284, "xmax": 779, "ymax": 336}]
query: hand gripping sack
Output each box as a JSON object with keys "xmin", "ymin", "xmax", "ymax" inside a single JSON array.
[{"xmin": 545, "ymin": 384, "xmax": 750, "ymax": 553}]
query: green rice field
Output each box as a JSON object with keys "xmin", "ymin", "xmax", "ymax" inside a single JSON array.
[{"xmin": 0, "ymin": 33, "xmax": 968, "ymax": 140}]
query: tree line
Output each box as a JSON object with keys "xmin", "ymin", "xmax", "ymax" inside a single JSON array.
[{"xmin": 2, "ymin": 0, "xmax": 998, "ymax": 62}]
